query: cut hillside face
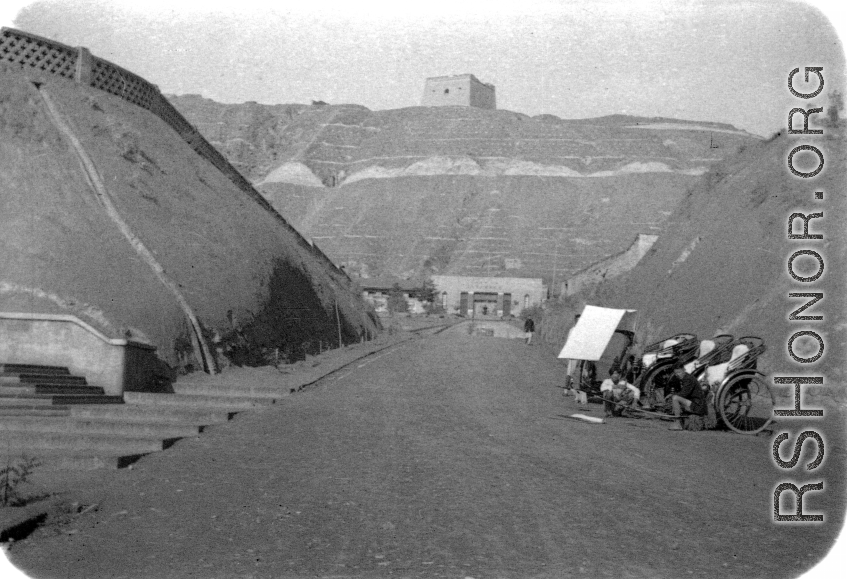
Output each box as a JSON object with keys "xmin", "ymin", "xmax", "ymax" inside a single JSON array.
[
  {"xmin": 0, "ymin": 63, "xmax": 379, "ymax": 376},
  {"xmin": 169, "ymin": 95, "xmax": 762, "ymax": 282},
  {"xmin": 589, "ymin": 128, "xmax": 845, "ymax": 377}
]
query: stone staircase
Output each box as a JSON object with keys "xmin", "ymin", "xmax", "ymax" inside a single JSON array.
[
  {"xmin": 0, "ymin": 362, "xmax": 281, "ymax": 470},
  {"xmin": 0, "ymin": 363, "xmax": 123, "ymax": 409},
  {"xmin": 0, "ymin": 338, "xmax": 408, "ymax": 472}
]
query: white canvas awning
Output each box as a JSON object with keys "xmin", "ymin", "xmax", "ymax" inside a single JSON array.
[{"xmin": 557, "ymin": 305, "xmax": 637, "ymax": 361}]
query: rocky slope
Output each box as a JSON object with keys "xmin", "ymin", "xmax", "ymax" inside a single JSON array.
[{"xmin": 168, "ymin": 96, "xmax": 762, "ymax": 282}]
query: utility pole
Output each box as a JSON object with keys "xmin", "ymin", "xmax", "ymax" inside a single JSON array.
[
  {"xmin": 551, "ymin": 231, "xmax": 559, "ymax": 300},
  {"xmin": 334, "ymin": 300, "xmax": 342, "ymax": 348}
]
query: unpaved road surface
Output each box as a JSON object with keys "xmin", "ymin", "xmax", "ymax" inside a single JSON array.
[{"xmin": 6, "ymin": 328, "xmax": 846, "ymax": 578}]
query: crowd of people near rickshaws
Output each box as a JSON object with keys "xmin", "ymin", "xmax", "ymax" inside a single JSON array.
[{"xmin": 565, "ymin": 332, "xmax": 769, "ymax": 433}]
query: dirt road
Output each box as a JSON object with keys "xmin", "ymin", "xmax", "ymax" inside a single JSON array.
[{"xmin": 6, "ymin": 327, "xmax": 846, "ymax": 578}]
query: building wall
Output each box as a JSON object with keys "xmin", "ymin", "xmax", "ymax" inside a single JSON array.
[
  {"xmin": 361, "ymin": 291, "xmax": 426, "ymax": 315},
  {"xmin": 468, "ymin": 79, "xmax": 496, "ymax": 110},
  {"xmin": 421, "ymin": 74, "xmax": 496, "ymax": 109},
  {"xmin": 562, "ymin": 233, "xmax": 659, "ymax": 296},
  {"xmin": 431, "ymin": 275, "xmax": 543, "ymax": 317}
]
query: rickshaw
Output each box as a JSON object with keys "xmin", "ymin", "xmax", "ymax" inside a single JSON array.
[
  {"xmin": 642, "ymin": 335, "xmax": 773, "ymax": 435},
  {"xmin": 697, "ymin": 336, "xmax": 772, "ymax": 434},
  {"xmin": 559, "ymin": 311, "xmax": 775, "ymax": 435},
  {"xmin": 635, "ymin": 333, "xmax": 700, "ymax": 408}
]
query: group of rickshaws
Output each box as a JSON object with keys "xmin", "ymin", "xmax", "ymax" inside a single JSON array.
[{"xmin": 561, "ymin": 308, "xmax": 774, "ymax": 435}]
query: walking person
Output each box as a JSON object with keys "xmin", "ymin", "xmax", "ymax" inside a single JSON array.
[{"xmin": 524, "ymin": 317, "xmax": 535, "ymax": 345}]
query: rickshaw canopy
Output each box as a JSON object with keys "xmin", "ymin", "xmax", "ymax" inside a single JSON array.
[{"xmin": 557, "ymin": 305, "xmax": 637, "ymax": 361}]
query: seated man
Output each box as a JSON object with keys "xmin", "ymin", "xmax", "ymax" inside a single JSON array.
[
  {"xmin": 600, "ymin": 368, "xmax": 639, "ymax": 417},
  {"xmin": 668, "ymin": 364, "xmax": 707, "ymax": 431}
]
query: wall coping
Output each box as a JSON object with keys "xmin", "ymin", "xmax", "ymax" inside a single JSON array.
[{"xmin": 0, "ymin": 312, "xmax": 156, "ymax": 351}]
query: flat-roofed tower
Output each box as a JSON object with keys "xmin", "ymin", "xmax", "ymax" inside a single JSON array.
[{"xmin": 421, "ymin": 74, "xmax": 496, "ymax": 109}]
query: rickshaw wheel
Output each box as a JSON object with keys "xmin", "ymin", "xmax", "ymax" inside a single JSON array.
[
  {"xmin": 638, "ymin": 363, "xmax": 675, "ymax": 410},
  {"xmin": 717, "ymin": 374, "xmax": 774, "ymax": 434}
]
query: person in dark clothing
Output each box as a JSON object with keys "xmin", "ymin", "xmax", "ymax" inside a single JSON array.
[
  {"xmin": 668, "ymin": 364, "xmax": 707, "ymax": 430},
  {"xmin": 524, "ymin": 318, "xmax": 535, "ymax": 345}
]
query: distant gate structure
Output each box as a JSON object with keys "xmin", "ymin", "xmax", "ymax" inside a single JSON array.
[
  {"xmin": 421, "ymin": 74, "xmax": 496, "ymax": 109},
  {"xmin": 431, "ymin": 275, "xmax": 542, "ymax": 317}
]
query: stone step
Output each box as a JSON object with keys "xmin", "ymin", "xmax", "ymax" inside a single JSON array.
[
  {"xmin": 0, "ymin": 405, "xmax": 71, "ymax": 417},
  {"xmin": 0, "ymin": 373, "xmax": 87, "ymax": 385},
  {"xmin": 0, "ymin": 363, "xmax": 70, "ymax": 375},
  {"xmin": 0, "ymin": 397, "xmax": 55, "ymax": 407},
  {"xmin": 172, "ymin": 381, "xmax": 287, "ymax": 399},
  {"xmin": 0, "ymin": 451, "xmax": 132, "ymax": 470},
  {"xmin": 52, "ymin": 394, "xmax": 122, "ymax": 405},
  {"xmin": 53, "ymin": 394, "xmax": 123, "ymax": 405},
  {"xmin": 0, "ymin": 417, "xmax": 200, "ymax": 439},
  {"xmin": 123, "ymin": 391, "xmax": 276, "ymax": 410},
  {"xmin": 0, "ymin": 431, "xmax": 165, "ymax": 455},
  {"xmin": 0, "ymin": 384, "xmax": 105, "ymax": 396},
  {"xmin": 69, "ymin": 404, "xmax": 231, "ymax": 425},
  {"xmin": 0, "ymin": 393, "xmax": 123, "ymax": 405}
]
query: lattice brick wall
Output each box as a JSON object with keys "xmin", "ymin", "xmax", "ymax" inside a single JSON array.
[
  {"xmin": 90, "ymin": 58, "xmax": 159, "ymax": 110},
  {"xmin": 0, "ymin": 28, "xmax": 76, "ymax": 79}
]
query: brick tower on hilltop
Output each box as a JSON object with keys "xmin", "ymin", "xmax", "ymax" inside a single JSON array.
[{"xmin": 421, "ymin": 74, "xmax": 496, "ymax": 109}]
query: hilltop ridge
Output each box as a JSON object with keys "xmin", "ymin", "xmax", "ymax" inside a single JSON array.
[{"xmin": 169, "ymin": 95, "xmax": 761, "ymax": 282}]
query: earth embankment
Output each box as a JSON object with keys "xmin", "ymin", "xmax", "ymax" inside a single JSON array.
[
  {"xmin": 0, "ymin": 64, "xmax": 379, "ymax": 373},
  {"xmin": 589, "ymin": 128, "xmax": 846, "ymax": 378}
]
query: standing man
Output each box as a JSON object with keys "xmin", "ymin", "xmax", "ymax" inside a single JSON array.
[
  {"xmin": 524, "ymin": 317, "xmax": 535, "ymax": 345},
  {"xmin": 600, "ymin": 368, "xmax": 640, "ymax": 417},
  {"xmin": 668, "ymin": 364, "xmax": 707, "ymax": 431}
]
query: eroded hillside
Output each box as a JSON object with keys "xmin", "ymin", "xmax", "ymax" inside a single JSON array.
[
  {"xmin": 169, "ymin": 95, "xmax": 761, "ymax": 282},
  {"xmin": 590, "ymin": 128, "xmax": 846, "ymax": 376}
]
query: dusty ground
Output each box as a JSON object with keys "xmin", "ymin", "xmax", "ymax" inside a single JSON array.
[{"xmin": 4, "ymin": 328, "xmax": 846, "ymax": 579}]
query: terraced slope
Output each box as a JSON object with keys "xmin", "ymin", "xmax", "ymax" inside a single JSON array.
[{"xmin": 169, "ymin": 96, "xmax": 761, "ymax": 282}]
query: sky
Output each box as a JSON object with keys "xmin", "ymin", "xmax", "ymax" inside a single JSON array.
[{"xmin": 0, "ymin": 0, "xmax": 844, "ymax": 137}]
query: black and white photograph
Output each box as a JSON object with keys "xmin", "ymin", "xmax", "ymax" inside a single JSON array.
[{"xmin": 1, "ymin": 1, "xmax": 845, "ymax": 577}]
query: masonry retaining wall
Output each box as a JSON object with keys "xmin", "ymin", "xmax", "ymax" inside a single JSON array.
[{"xmin": 0, "ymin": 314, "xmax": 159, "ymax": 395}]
